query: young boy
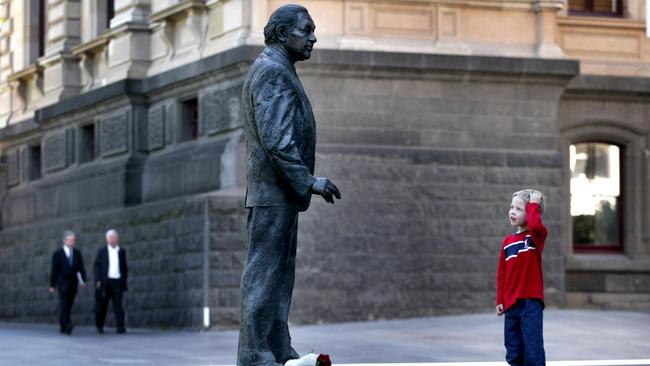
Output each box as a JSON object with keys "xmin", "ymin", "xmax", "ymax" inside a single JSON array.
[{"xmin": 496, "ymin": 189, "xmax": 547, "ymax": 366}]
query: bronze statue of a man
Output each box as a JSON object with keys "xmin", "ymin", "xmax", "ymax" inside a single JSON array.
[{"xmin": 238, "ymin": 4, "xmax": 341, "ymax": 366}]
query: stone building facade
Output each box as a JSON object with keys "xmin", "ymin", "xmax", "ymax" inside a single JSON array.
[{"xmin": 0, "ymin": 0, "xmax": 648, "ymax": 328}]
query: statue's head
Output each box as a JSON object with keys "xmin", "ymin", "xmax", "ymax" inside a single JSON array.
[{"xmin": 264, "ymin": 4, "xmax": 317, "ymax": 62}]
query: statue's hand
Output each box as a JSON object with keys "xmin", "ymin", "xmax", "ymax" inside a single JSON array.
[{"xmin": 310, "ymin": 177, "xmax": 341, "ymax": 204}]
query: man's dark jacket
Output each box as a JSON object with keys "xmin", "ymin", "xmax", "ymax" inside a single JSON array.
[
  {"xmin": 241, "ymin": 45, "xmax": 317, "ymax": 211},
  {"xmin": 50, "ymin": 248, "xmax": 87, "ymax": 292},
  {"xmin": 94, "ymin": 246, "xmax": 128, "ymax": 297}
]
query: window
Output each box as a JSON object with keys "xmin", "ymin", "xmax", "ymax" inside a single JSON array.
[
  {"xmin": 79, "ymin": 123, "xmax": 96, "ymax": 163},
  {"xmin": 180, "ymin": 98, "xmax": 199, "ymax": 142},
  {"xmin": 28, "ymin": 144, "xmax": 42, "ymax": 181},
  {"xmin": 570, "ymin": 142, "xmax": 622, "ymax": 251},
  {"xmin": 38, "ymin": 0, "xmax": 46, "ymax": 57},
  {"xmin": 107, "ymin": 0, "xmax": 115, "ymax": 29},
  {"xmin": 568, "ymin": 0, "xmax": 623, "ymax": 17}
]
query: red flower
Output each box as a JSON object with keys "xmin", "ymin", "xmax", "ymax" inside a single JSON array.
[{"xmin": 316, "ymin": 354, "xmax": 332, "ymax": 366}]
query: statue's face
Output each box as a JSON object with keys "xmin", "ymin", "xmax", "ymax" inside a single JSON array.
[{"xmin": 283, "ymin": 12, "xmax": 317, "ymax": 62}]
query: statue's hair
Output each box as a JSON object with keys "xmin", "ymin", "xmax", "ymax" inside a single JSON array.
[
  {"xmin": 263, "ymin": 4, "xmax": 309, "ymax": 46},
  {"xmin": 62, "ymin": 230, "xmax": 75, "ymax": 242},
  {"xmin": 513, "ymin": 189, "xmax": 545, "ymax": 214}
]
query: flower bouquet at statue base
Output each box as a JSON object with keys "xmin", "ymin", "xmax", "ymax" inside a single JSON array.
[{"xmin": 285, "ymin": 353, "xmax": 332, "ymax": 366}]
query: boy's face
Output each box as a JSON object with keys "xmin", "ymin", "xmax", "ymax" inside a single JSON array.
[{"xmin": 509, "ymin": 196, "xmax": 527, "ymax": 227}]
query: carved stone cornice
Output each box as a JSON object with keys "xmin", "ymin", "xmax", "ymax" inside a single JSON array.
[
  {"xmin": 7, "ymin": 65, "xmax": 42, "ymax": 83},
  {"xmin": 72, "ymin": 35, "xmax": 110, "ymax": 57},
  {"xmin": 149, "ymin": 0, "xmax": 208, "ymax": 23},
  {"xmin": 557, "ymin": 15, "xmax": 646, "ymax": 30}
]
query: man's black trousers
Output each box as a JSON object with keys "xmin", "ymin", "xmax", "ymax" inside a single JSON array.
[
  {"xmin": 58, "ymin": 288, "xmax": 76, "ymax": 332},
  {"xmin": 95, "ymin": 279, "xmax": 125, "ymax": 331}
]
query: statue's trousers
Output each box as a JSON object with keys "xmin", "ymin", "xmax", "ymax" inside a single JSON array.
[{"xmin": 238, "ymin": 206, "xmax": 300, "ymax": 366}]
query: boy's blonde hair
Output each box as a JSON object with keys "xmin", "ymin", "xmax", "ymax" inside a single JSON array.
[{"xmin": 513, "ymin": 189, "xmax": 545, "ymax": 214}]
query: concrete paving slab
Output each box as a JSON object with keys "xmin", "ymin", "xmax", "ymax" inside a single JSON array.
[{"xmin": 0, "ymin": 310, "xmax": 648, "ymax": 366}]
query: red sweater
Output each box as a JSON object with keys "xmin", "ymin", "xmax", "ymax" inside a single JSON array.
[{"xmin": 496, "ymin": 203, "xmax": 547, "ymax": 311}]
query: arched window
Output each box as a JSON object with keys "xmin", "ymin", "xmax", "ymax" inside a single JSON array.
[{"xmin": 569, "ymin": 142, "xmax": 623, "ymax": 252}]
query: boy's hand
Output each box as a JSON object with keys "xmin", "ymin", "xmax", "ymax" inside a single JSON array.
[
  {"xmin": 529, "ymin": 190, "xmax": 542, "ymax": 205},
  {"xmin": 496, "ymin": 304, "xmax": 504, "ymax": 316}
]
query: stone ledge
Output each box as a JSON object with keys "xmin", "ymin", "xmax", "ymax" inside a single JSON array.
[
  {"xmin": 566, "ymin": 74, "xmax": 650, "ymax": 96},
  {"xmin": 17, "ymin": 45, "xmax": 579, "ymax": 131},
  {"xmin": 34, "ymin": 79, "xmax": 143, "ymax": 123},
  {"xmin": 316, "ymin": 144, "xmax": 563, "ymax": 168},
  {"xmin": 149, "ymin": 0, "xmax": 208, "ymax": 23},
  {"xmin": 0, "ymin": 117, "xmax": 39, "ymax": 140},
  {"xmin": 311, "ymin": 48, "xmax": 579, "ymax": 77},
  {"xmin": 566, "ymin": 254, "xmax": 650, "ymax": 272},
  {"xmin": 566, "ymin": 291, "xmax": 650, "ymax": 311}
]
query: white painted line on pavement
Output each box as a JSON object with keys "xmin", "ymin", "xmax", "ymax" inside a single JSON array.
[
  {"xmin": 337, "ymin": 362, "xmax": 650, "ymax": 366},
  {"xmin": 201, "ymin": 361, "xmax": 650, "ymax": 366}
]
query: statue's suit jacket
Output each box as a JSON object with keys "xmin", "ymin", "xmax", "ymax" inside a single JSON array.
[{"xmin": 241, "ymin": 45, "xmax": 317, "ymax": 212}]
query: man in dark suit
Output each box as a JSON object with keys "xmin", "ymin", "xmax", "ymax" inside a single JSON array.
[
  {"xmin": 49, "ymin": 230, "xmax": 87, "ymax": 335},
  {"xmin": 237, "ymin": 4, "xmax": 341, "ymax": 366},
  {"xmin": 94, "ymin": 229, "xmax": 128, "ymax": 334}
]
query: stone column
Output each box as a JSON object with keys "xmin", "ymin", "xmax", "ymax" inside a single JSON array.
[
  {"xmin": 40, "ymin": 0, "xmax": 83, "ymax": 102},
  {"xmin": 533, "ymin": 0, "xmax": 565, "ymax": 58},
  {"xmin": 0, "ymin": 0, "xmax": 10, "ymax": 81},
  {"xmin": 45, "ymin": 0, "xmax": 82, "ymax": 55},
  {"xmin": 0, "ymin": 0, "xmax": 11, "ymax": 127},
  {"xmin": 110, "ymin": 0, "xmax": 151, "ymax": 28},
  {"xmin": 102, "ymin": 0, "xmax": 151, "ymax": 81}
]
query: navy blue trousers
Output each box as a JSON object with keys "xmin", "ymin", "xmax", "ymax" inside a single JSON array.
[{"xmin": 504, "ymin": 299, "xmax": 546, "ymax": 366}]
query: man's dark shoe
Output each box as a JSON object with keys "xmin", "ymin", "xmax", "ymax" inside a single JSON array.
[
  {"xmin": 64, "ymin": 324, "xmax": 74, "ymax": 335},
  {"xmin": 97, "ymin": 327, "xmax": 104, "ymax": 334},
  {"xmin": 116, "ymin": 328, "xmax": 126, "ymax": 334}
]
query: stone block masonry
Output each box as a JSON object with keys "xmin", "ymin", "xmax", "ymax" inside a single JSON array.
[
  {"xmin": 0, "ymin": 46, "xmax": 585, "ymax": 327},
  {"xmin": 0, "ymin": 190, "xmax": 247, "ymax": 329}
]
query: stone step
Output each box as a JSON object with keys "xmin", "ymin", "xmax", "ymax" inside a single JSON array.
[{"xmin": 566, "ymin": 292, "xmax": 650, "ymax": 310}]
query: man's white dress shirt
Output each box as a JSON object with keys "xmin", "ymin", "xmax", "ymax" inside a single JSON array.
[{"xmin": 108, "ymin": 245, "xmax": 121, "ymax": 279}]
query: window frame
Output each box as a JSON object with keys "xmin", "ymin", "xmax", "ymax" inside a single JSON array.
[
  {"xmin": 25, "ymin": 0, "xmax": 47, "ymax": 64},
  {"xmin": 568, "ymin": 0, "xmax": 624, "ymax": 17},
  {"xmin": 562, "ymin": 124, "xmax": 644, "ymax": 259},
  {"xmin": 27, "ymin": 143, "xmax": 42, "ymax": 181},
  {"xmin": 78, "ymin": 122, "xmax": 97, "ymax": 164},
  {"xmin": 570, "ymin": 141, "xmax": 624, "ymax": 253},
  {"xmin": 106, "ymin": 0, "xmax": 115, "ymax": 29},
  {"xmin": 179, "ymin": 97, "xmax": 199, "ymax": 142}
]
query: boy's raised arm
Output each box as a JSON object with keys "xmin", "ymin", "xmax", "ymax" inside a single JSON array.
[{"xmin": 527, "ymin": 190, "xmax": 548, "ymax": 249}]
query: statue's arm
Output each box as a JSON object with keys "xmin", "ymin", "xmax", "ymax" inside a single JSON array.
[{"xmin": 252, "ymin": 68, "xmax": 316, "ymax": 198}]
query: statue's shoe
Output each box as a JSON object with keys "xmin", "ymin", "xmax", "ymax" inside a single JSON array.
[{"xmin": 288, "ymin": 347, "xmax": 300, "ymax": 360}]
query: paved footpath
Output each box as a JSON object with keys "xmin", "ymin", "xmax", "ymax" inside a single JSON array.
[{"xmin": 0, "ymin": 310, "xmax": 648, "ymax": 366}]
